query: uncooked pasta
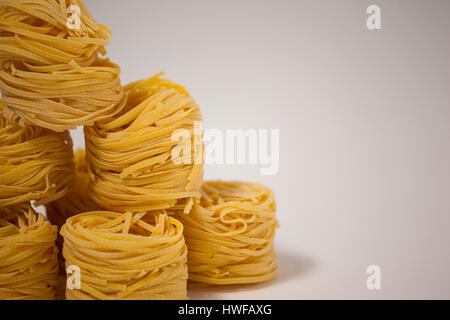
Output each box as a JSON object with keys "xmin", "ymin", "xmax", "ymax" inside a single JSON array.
[
  {"xmin": 0, "ymin": 57, "xmax": 126, "ymax": 132},
  {"xmin": 84, "ymin": 73, "xmax": 203, "ymax": 213},
  {"xmin": 0, "ymin": 202, "xmax": 59, "ymax": 300},
  {"xmin": 46, "ymin": 148, "xmax": 99, "ymax": 227},
  {"xmin": 0, "ymin": 100, "xmax": 75, "ymax": 207},
  {"xmin": 0, "ymin": 0, "xmax": 110, "ymax": 66},
  {"xmin": 177, "ymin": 181, "xmax": 278, "ymax": 285},
  {"xmin": 0, "ymin": 0, "xmax": 125, "ymax": 131},
  {"xmin": 45, "ymin": 148, "xmax": 99, "ymax": 274},
  {"xmin": 0, "ymin": 0, "xmax": 280, "ymax": 301},
  {"xmin": 60, "ymin": 211, "xmax": 188, "ymax": 300}
]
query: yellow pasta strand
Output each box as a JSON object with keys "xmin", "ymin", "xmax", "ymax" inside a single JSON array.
[
  {"xmin": 45, "ymin": 148, "xmax": 99, "ymax": 274},
  {"xmin": 84, "ymin": 73, "xmax": 203, "ymax": 213},
  {"xmin": 0, "ymin": 57, "xmax": 126, "ymax": 132},
  {"xmin": 0, "ymin": 202, "xmax": 59, "ymax": 300},
  {"xmin": 0, "ymin": 0, "xmax": 110, "ymax": 66},
  {"xmin": 60, "ymin": 211, "xmax": 188, "ymax": 300},
  {"xmin": 0, "ymin": 0, "xmax": 125, "ymax": 131},
  {"xmin": 0, "ymin": 0, "xmax": 280, "ymax": 300},
  {"xmin": 0, "ymin": 100, "xmax": 75, "ymax": 207},
  {"xmin": 177, "ymin": 181, "xmax": 278, "ymax": 285},
  {"xmin": 46, "ymin": 148, "xmax": 99, "ymax": 227}
]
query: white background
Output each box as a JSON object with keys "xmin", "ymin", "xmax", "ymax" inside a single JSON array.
[{"xmin": 69, "ymin": 0, "xmax": 450, "ymax": 299}]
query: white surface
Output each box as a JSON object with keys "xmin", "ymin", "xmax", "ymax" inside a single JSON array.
[{"xmin": 69, "ymin": 0, "xmax": 450, "ymax": 299}]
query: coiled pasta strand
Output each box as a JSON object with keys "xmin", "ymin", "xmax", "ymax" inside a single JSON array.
[
  {"xmin": 0, "ymin": 100, "xmax": 75, "ymax": 207},
  {"xmin": 45, "ymin": 149, "xmax": 99, "ymax": 274},
  {"xmin": 0, "ymin": 0, "xmax": 110, "ymax": 66},
  {"xmin": 85, "ymin": 73, "xmax": 203, "ymax": 213},
  {"xmin": 46, "ymin": 149, "xmax": 98, "ymax": 227},
  {"xmin": 0, "ymin": 202, "xmax": 59, "ymax": 300},
  {"xmin": 0, "ymin": 0, "xmax": 125, "ymax": 131},
  {"xmin": 61, "ymin": 211, "xmax": 188, "ymax": 300},
  {"xmin": 177, "ymin": 181, "xmax": 278, "ymax": 285},
  {"xmin": 0, "ymin": 57, "xmax": 126, "ymax": 132}
]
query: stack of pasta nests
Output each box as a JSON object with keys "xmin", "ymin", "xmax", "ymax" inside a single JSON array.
[{"xmin": 0, "ymin": 0, "xmax": 278, "ymax": 300}]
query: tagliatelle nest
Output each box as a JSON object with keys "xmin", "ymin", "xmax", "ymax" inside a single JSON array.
[
  {"xmin": 177, "ymin": 181, "xmax": 278, "ymax": 285},
  {"xmin": 0, "ymin": 202, "xmax": 59, "ymax": 300},
  {"xmin": 0, "ymin": 101, "xmax": 75, "ymax": 206},
  {"xmin": 61, "ymin": 211, "xmax": 188, "ymax": 300},
  {"xmin": 0, "ymin": 0, "xmax": 125, "ymax": 131},
  {"xmin": 84, "ymin": 73, "xmax": 203, "ymax": 213},
  {"xmin": 0, "ymin": 0, "xmax": 110, "ymax": 66},
  {"xmin": 0, "ymin": 57, "xmax": 126, "ymax": 132}
]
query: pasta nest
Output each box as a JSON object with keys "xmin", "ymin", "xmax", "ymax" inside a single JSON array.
[
  {"xmin": 177, "ymin": 181, "xmax": 278, "ymax": 285},
  {"xmin": 0, "ymin": 58, "xmax": 126, "ymax": 131},
  {"xmin": 0, "ymin": 203, "xmax": 59, "ymax": 300},
  {"xmin": 60, "ymin": 211, "xmax": 188, "ymax": 300},
  {"xmin": 0, "ymin": 101, "xmax": 75, "ymax": 207},
  {"xmin": 0, "ymin": 0, "xmax": 110, "ymax": 66},
  {"xmin": 84, "ymin": 73, "xmax": 203, "ymax": 213},
  {"xmin": 0, "ymin": 0, "xmax": 125, "ymax": 131}
]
